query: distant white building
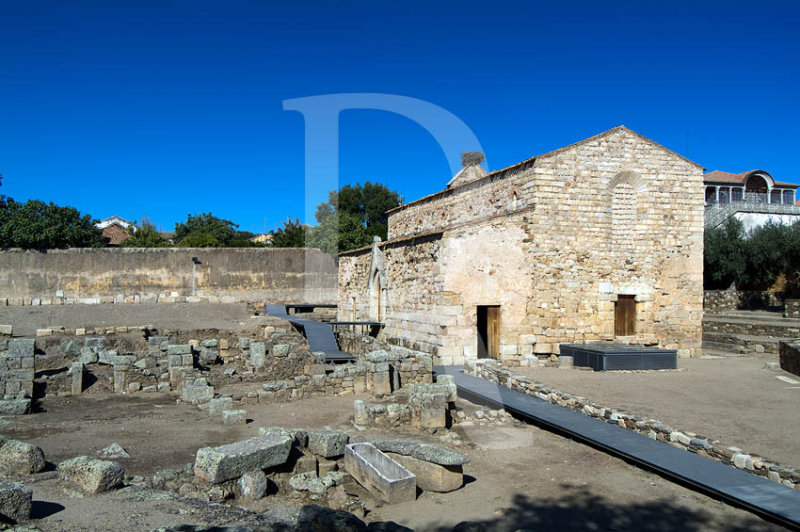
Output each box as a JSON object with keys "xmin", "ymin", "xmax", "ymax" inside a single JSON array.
[{"xmin": 704, "ymin": 170, "xmax": 800, "ymax": 231}]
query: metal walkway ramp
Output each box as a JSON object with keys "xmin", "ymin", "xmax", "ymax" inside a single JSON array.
[
  {"xmin": 265, "ymin": 305, "xmax": 355, "ymax": 362},
  {"xmin": 435, "ymin": 365, "xmax": 800, "ymax": 529}
]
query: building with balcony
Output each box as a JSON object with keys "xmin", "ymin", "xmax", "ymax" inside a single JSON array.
[{"xmin": 704, "ymin": 170, "xmax": 800, "ymax": 230}]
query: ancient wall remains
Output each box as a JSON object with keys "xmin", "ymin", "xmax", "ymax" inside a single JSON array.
[
  {"xmin": 704, "ymin": 290, "xmax": 784, "ymax": 313},
  {"xmin": 0, "ymin": 248, "xmax": 337, "ymax": 304},
  {"xmin": 339, "ymin": 235, "xmax": 446, "ymax": 355},
  {"xmin": 339, "ymin": 127, "xmax": 705, "ymax": 362}
]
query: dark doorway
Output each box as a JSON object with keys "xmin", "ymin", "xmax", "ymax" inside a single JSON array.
[
  {"xmin": 614, "ymin": 295, "xmax": 636, "ymax": 336},
  {"xmin": 477, "ymin": 305, "xmax": 500, "ymax": 359}
]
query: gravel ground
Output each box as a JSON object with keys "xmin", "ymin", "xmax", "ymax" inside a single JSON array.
[{"xmin": 517, "ymin": 355, "xmax": 800, "ymax": 466}]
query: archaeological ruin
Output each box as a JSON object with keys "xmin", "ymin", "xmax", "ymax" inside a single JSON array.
[{"xmin": 2, "ymin": 127, "xmax": 800, "ymax": 530}]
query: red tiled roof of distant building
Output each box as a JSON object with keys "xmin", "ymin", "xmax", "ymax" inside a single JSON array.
[{"xmin": 704, "ymin": 170, "xmax": 798, "ymax": 189}]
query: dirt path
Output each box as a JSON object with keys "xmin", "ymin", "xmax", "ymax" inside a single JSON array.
[{"xmin": 516, "ymin": 356, "xmax": 800, "ymax": 466}]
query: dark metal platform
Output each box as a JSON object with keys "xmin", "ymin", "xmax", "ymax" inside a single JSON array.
[
  {"xmin": 265, "ymin": 305, "xmax": 355, "ymax": 362},
  {"xmin": 435, "ymin": 365, "xmax": 800, "ymax": 529},
  {"xmin": 560, "ymin": 343, "xmax": 677, "ymax": 371}
]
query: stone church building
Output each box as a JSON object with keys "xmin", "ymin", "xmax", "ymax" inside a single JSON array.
[{"xmin": 338, "ymin": 126, "xmax": 704, "ymax": 365}]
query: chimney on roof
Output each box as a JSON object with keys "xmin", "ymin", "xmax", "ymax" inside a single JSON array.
[{"xmin": 461, "ymin": 151, "xmax": 485, "ymax": 168}]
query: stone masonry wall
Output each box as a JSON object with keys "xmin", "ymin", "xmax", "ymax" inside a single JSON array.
[
  {"xmin": 339, "ymin": 235, "xmax": 445, "ymax": 355},
  {"xmin": 0, "ymin": 248, "xmax": 337, "ymax": 303},
  {"xmin": 779, "ymin": 340, "xmax": 800, "ymax": 377},
  {"xmin": 340, "ymin": 128, "xmax": 705, "ymax": 363},
  {"xmin": 704, "ymin": 290, "xmax": 784, "ymax": 313}
]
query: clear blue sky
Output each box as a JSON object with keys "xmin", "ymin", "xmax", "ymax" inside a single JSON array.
[{"xmin": 1, "ymin": 1, "xmax": 799, "ymax": 233}]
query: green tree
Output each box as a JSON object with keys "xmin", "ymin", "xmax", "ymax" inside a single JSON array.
[
  {"xmin": 310, "ymin": 182, "xmax": 402, "ymax": 253},
  {"xmin": 174, "ymin": 213, "xmax": 238, "ymax": 247},
  {"xmin": 317, "ymin": 183, "xmax": 402, "ymax": 241},
  {"xmin": 307, "ymin": 210, "xmax": 370, "ymax": 255},
  {"xmin": 269, "ymin": 218, "xmax": 307, "ymax": 248},
  {"xmin": 704, "ymin": 217, "xmax": 747, "ymax": 290},
  {"xmin": 0, "ymin": 198, "xmax": 108, "ymax": 249},
  {"xmin": 742, "ymin": 221, "xmax": 789, "ymax": 290},
  {"xmin": 120, "ymin": 219, "xmax": 168, "ymax": 247},
  {"xmin": 777, "ymin": 220, "xmax": 800, "ymax": 296}
]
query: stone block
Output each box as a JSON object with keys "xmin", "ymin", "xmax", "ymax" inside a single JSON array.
[
  {"xmin": 238, "ymin": 469, "xmax": 267, "ymax": 500},
  {"xmin": 250, "ymin": 342, "xmax": 266, "ymax": 368},
  {"xmin": 353, "ymin": 400, "xmax": 368, "ymax": 427},
  {"xmin": 317, "ymin": 457, "xmax": 338, "ymax": 476},
  {"xmin": 58, "ymin": 456, "xmax": 125, "ymax": 494},
  {"xmin": 96, "ymin": 349, "xmax": 117, "ymax": 365},
  {"xmin": 198, "ymin": 348, "xmax": 218, "ymax": 366},
  {"xmin": 307, "ymin": 431, "xmax": 349, "ymax": 459},
  {"xmin": 208, "ymin": 397, "xmax": 234, "ymax": 415},
  {"xmin": 0, "ymin": 325, "xmax": 12, "ymax": 336},
  {"xmin": 0, "ymin": 480, "xmax": 32, "ymax": 523},
  {"xmin": 273, "ymin": 344, "xmax": 290, "ymax": 357},
  {"xmin": 113, "ymin": 371, "xmax": 126, "ymax": 393},
  {"xmin": 70, "ymin": 362, "xmax": 84, "ymax": 394},
  {"xmin": 412, "ymin": 392, "xmax": 446, "ymax": 429},
  {"xmin": 97, "ymin": 443, "xmax": 130, "ymax": 460},
  {"xmin": 558, "ymin": 355, "xmax": 574, "ymax": 369},
  {"xmin": 387, "ymin": 452, "xmax": 463, "ymax": 492},
  {"xmin": 344, "ymin": 443, "xmax": 415, "ymax": 504},
  {"xmin": 0, "ymin": 400, "xmax": 31, "ymax": 416},
  {"xmin": 147, "ymin": 335, "xmax": 170, "ymax": 348},
  {"xmin": 222, "ymin": 409, "xmax": 247, "ymax": 425},
  {"xmin": 368, "ymin": 370, "xmax": 392, "ymax": 396},
  {"xmin": 289, "ymin": 472, "xmax": 335, "ymax": 495},
  {"xmin": 79, "ymin": 347, "xmax": 98, "ymax": 365},
  {"xmin": 181, "ymin": 380, "xmax": 214, "ymax": 404},
  {"xmin": 0, "ymin": 436, "xmax": 45, "ymax": 475},
  {"xmin": 194, "ymin": 432, "xmax": 292, "ymax": 484},
  {"xmin": 8, "ymin": 339, "xmax": 35, "ymax": 358},
  {"xmin": 167, "ymin": 344, "xmax": 192, "ymax": 356}
]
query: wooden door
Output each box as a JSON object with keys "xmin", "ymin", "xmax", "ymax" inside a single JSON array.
[
  {"xmin": 478, "ymin": 305, "xmax": 501, "ymax": 359},
  {"xmin": 487, "ymin": 306, "xmax": 500, "ymax": 359},
  {"xmin": 615, "ymin": 295, "xmax": 636, "ymax": 336}
]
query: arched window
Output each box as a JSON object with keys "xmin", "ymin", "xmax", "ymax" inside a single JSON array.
[
  {"xmin": 608, "ymin": 171, "xmax": 643, "ymax": 252},
  {"xmin": 745, "ymin": 174, "xmax": 769, "ymax": 203}
]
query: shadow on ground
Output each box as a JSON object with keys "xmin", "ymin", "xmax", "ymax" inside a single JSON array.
[
  {"xmin": 31, "ymin": 500, "xmax": 65, "ymax": 519},
  {"xmin": 433, "ymin": 487, "xmax": 777, "ymax": 531}
]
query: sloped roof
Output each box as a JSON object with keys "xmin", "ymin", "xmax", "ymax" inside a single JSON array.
[
  {"xmin": 704, "ymin": 170, "xmax": 798, "ymax": 189},
  {"xmin": 387, "ymin": 126, "xmax": 703, "ymax": 215},
  {"xmin": 96, "ymin": 216, "xmax": 134, "ymax": 230}
]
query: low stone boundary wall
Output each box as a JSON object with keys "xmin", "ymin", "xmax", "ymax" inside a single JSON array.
[
  {"xmin": 465, "ymin": 359, "xmax": 800, "ymax": 490},
  {"xmin": 702, "ymin": 318, "xmax": 800, "ymax": 339},
  {"xmin": 704, "ymin": 290, "xmax": 784, "ymax": 313},
  {"xmin": 785, "ymin": 299, "xmax": 800, "ymax": 319},
  {"xmin": 779, "ymin": 340, "xmax": 800, "ymax": 377}
]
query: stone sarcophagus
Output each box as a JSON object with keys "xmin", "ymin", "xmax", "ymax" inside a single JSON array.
[{"xmin": 344, "ymin": 442, "xmax": 416, "ymax": 504}]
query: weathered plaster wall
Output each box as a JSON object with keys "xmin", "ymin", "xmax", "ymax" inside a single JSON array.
[{"xmin": 0, "ymin": 248, "xmax": 337, "ymax": 303}]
